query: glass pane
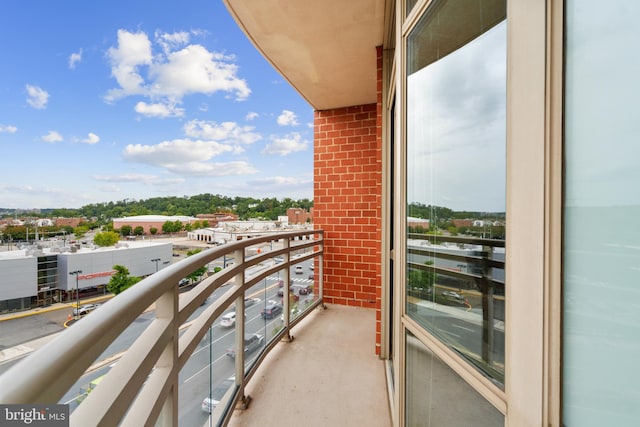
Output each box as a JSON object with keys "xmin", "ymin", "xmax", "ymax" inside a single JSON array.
[
  {"xmin": 564, "ymin": 1, "xmax": 640, "ymax": 425},
  {"xmin": 405, "ymin": 0, "xmax": 506, "ymax": 387},
  {"xmin": 405, "ymin": 331, "xmax": 504, "ymax": 427},
  {"xmin": 179, "ymin": 302, "xmax": 237, "ymax": 426}
]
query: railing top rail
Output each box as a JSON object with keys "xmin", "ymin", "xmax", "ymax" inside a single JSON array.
[
  {"xmin": 0, "ymin": 229, "xmax": 322, "ymax": 410},
  {"xmin": 408, "ymin": 232, "xmax": 505, "ymax": 248}
]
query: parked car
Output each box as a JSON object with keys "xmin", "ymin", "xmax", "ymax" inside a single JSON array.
[
  {"xmin": 309, "ymin": 264, "xmax": 314, "ymax": 271},
  {"xmin": 201, "ymin": 376, "xmax": 236, "ymax": 413},
  {"xmin": 72, "ymin": 303, "xmax": 100, "ymax": 317},
  {"xmin": 225, "ymin": 333, "xmax": 264, "ymax": 358},
  {"xmin": 442, "ymin": 291, "xmax": 465, "ymax": 303},
  {"xmin": 294, "ymin": 265, "xmax": 304, "ymax": 274},
  {"xmin": 308, "ymin": 273, "xmax": 314, "ymax": 280},
  {"xmin": 261, "ymin": 303, "xmax": 283, "ymax": 319}
]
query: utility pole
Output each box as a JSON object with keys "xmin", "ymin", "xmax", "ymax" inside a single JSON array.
[{"xmin": 69, "ymin": 270, "xmax": 83, "ymax": 319}]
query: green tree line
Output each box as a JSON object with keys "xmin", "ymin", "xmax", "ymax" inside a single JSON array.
[{"xmin": 1, "ymin": 194, "xmax": 313, "ymax": 225}]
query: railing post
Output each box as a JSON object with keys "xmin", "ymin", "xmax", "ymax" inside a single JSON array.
[
  {"xmin": 155, "ymin": 285, "xmax": 179, "ymax": 426},
  {"xmin": 233, "ymin": 248, "xmax": 246, "ymax": 393},
  {"xmin": 481, "ymin": 245, "xmax": 495, "ymax": 365},
  {"xmin": 283, "ymin": 237, "xmax": 292, "ymax": 338}
]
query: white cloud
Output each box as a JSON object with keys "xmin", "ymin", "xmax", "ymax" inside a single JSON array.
[
  {"xmin": 98, "ymin": 184, "xmax": 121, "ymax": 193},
  {"xmin": 0, "ymin": 124, "xmax": 17, "ymax": 133},
  {"xmin": 183, "ymin": 120, "xmax": 261, "ymax": 145},
  {"xmin": 81, "ymin": 132, "xmax": 100, "ymax": 145},
  {"xmin": 155, "ymin": 30, "xmax": 190, "ymax": 54},
  {"xmin": 245, "ymin": 112, "xmax": 259, "ymax": 121},
  {"xmin": 122, "ymin": 138, "xmax": 233, "ymax": 165},
  {"xmin": 164, "ymin": 160, "xmax": 258, "ymax": 176},
  {"xmin": 247, "ymin": 176, "xmax": 311, "ymax": 187},
  {"xmin": 135, "ymin": 101, "xmax": 185, "ymax": 118},
  {"xmin": 41, "ymin": 131, "xmax": 63, "ymax": 143},
  {"xmin": 121, "ymin": 138, "xmax": 259, "ymax": 177},
  {"xmin": 152, "ymin": 45, "xmax": 250, "ymax": 100},
  {"xmin": 277, "ymin": 110, "xmax": 299, "ymax": 126},
  {"xmin": 26, "ymin": 85, "xmax": 49, "ymax": 109},
  {"xmin": 261, "ymin": 132, "xmax": 308, "ymax": 156},
  {"xmin": 105, "ymin": 30, "xmax": 153, "ymax": 101},
  {"xmin": 93, "ymin": 173, "xmax": 185, "ymax": 184},
  {"xmin": 105, "ymin": 29, "xmax": 251, "ymax": 106},
  {"xmin": 69, "ymin": 49, "xmax": 83, "ymax": 69}
]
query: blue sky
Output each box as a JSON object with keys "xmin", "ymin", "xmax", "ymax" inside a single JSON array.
[{"xmin": 0, "ymin": 0, "xmax": 314, "ymax": 210}]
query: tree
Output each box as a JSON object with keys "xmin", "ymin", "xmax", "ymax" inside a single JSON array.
[
  {"xmin": 149, "ymin": 227, "xmax": 158, "ymax": 235},
  {"xmin": 186, "ymin": 249, "xmax": 208, "ymax": 282},
  {"xmin": 133, "ymin": 226, "xmax": 144, "ymax": 236},
  {"xmin": 93, "ymin": 231, "xmax": 120, "ymax": 247},
  {"xmin": 408, "ymin": 261, "xmax": 436, "ymax": 290},
  {"xmin": 107, "ymin": 265, "xmax": 141, "ymax": 295},
  {"xmin": 119, "ymin": 224, "xmax": 132, "ymax": 236},
  {"xmin": 162, "ymin": 221, "xmax": 174, "ymax": 234},
  {"xmin": 74, "ymin": 225, "xmax": 89, "ymax": 239}
]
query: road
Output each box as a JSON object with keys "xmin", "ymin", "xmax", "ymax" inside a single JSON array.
[
  {"xmin": 0, "ymin": 258, "xmax": 316, "ymax": 426},
  {"xmin": 408, "ymin": 300, "xmax": 505, "ymax": 369}
]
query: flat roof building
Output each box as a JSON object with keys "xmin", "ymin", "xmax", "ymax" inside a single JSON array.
[{"xmin": 0, "ymin": 241, "xmax": 172, "ymax": 313}]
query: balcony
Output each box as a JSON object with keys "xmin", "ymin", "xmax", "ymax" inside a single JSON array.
[{"xmin": 0, "ymin": 230, "xmax": 391, "ymax": 426}]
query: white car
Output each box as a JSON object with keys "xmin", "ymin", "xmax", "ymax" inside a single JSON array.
[
  {"xmin": 294, "ymin": 265, "xmax": 304, "ymax": 274},
  {"xmin": 202, "ymin": 377, "xmax": 236, "ymax": 413},
  {"xmin": 220, "ymin": 312, "xmax": 237, "ymax": 327},
  {"xmin": 72, "ymin": 303, "xmax": 101, "ymax": 317}
]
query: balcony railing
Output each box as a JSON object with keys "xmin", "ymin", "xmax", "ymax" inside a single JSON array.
[
  {"xmin": 406, "ymin": 232, "xmax": 505, "ymax": 385},
  {"xmin": 0, "ymin": 230, "xmax": 324, "ymax": 426}
]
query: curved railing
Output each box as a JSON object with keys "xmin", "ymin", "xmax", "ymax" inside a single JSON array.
[{"xmin": 0, "ymin": 230, "xmax": 324, "ymax": 426}]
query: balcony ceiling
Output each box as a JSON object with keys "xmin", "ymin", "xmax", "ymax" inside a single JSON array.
[{"xmin": 223, "ymin": 0, "xmax": 385, "ymax": 111}]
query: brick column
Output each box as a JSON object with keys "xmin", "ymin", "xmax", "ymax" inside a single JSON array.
[{"xmin": 314, "ymin": 46, "xmax": 383, "ymax": 354}]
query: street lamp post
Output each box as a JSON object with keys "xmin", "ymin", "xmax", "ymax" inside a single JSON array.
[
  {"xmin": 69, "ymin": 270, "xmax": 82, "ymax": 319},
  {"xmin": 151, "ymin": 258, "xmax": 160, "ymax": 273}
]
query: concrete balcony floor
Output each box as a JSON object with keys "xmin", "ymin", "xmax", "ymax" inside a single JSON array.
[{"xmin": 226, "ymin": 304, "xmax": 392, "ymax": 427}]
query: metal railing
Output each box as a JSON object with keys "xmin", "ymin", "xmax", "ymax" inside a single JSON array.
[
  {"xmin": 0, "ymin": 230, "xmax": 324, "ymax": 426},
  {"xmin": 407, "ymin": 232, "xmax": 505, "ymax": 382}
]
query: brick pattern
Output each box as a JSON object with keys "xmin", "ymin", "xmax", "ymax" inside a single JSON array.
[{"xmin": 314, "ymin": 46, "xmax": 383, "ymax": 354}]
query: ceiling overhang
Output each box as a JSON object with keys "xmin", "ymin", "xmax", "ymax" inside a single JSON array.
[{"xmin": 223, "ymin": 0, "xmax": 385, "ymax": 111}]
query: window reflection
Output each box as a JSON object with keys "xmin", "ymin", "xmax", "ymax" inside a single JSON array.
[
  {"xmin": 405, "ymin": 0, "xmax": 506, "ymax": 386},
  {"xmin": 405, "ymin": 331, "xmax": 504, "ymax": 427}
]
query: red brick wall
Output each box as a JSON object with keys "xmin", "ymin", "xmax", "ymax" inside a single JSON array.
[{"xmin": 314, "ymin": 46, "xmax": 383, "ymax": 354}]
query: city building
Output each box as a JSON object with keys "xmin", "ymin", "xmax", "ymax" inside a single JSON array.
[
  {"xmin": 286, "ymin": 207, "xmax": 313, "ymax": 224},
  {"xmin": 0, "ymin": 241, "xmax": 172, "ymax": 312}
]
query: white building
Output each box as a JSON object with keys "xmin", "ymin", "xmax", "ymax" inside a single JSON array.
[{"xmin": 0, "ymin": 241, "xmax": 172, "ymax": 313}]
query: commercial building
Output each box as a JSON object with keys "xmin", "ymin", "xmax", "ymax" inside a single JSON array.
[
  {"xmin": 286, "ymin": 207, "xmax": 313, "ymax": 224},
  {"xmin": 0, "ymin": 241, "xmax": 172, "ymax": 313}
]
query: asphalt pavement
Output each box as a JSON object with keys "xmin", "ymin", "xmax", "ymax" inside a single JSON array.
[{"xmin": 0, "ymin": 295, "xmax": 114, "ymax": 365}]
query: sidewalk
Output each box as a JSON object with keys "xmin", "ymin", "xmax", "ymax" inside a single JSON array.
[{"xmin": 0, "ymin": 294, "xmax": 114, "ymax": 323}]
